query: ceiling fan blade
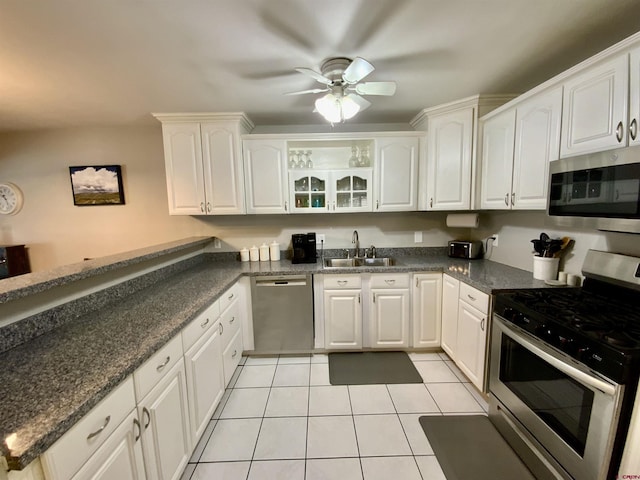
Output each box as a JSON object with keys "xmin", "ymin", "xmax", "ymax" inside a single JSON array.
[
  {"xmin": 284, "ymin": 88, "xmax": 330, "ymax": 96},
  {"xmin": 354, "ymin": 81, "xmax": 397, "ymax": 96},
  {"xmin": 342, "ymin": 57, "xmax": 375, "ymax": 84},
  {"xmin": 295, "ymin": 67, "xmax": 333, "ymax": 85},
  {"xmin": 349, "ymin": 94, "xmax": 372, "ymax": 111}
]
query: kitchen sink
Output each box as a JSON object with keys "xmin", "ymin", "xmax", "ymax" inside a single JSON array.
[{"xmin": 323, "ymin": 257, "xmax": 396, "ymax": 268}]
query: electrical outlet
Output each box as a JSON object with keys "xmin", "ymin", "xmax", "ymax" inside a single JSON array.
[
  {"xmin": 414, "ymin": 231, "xmax": 423, "ymax": 243},
  {"xmin": 317, "ymin": 234, "xmax": 325, "ymax": 244},
  {"xmin": 213, "ymin": 238, "xmax": 221, "ymax": 249},
  {"xmin": 491, "ymin": 234, "xmax": 499, "ymax": 247}
]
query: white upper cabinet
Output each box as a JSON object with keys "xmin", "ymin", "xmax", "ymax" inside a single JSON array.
[
  {"xmin": 243, "ymin": 139, "xmax": 289, "ymax": 214},
  {"xmin": 560, "ymin": 54, "xmax": 629, "ymax": 157},
  {"xmin": 480, "ymin": 86, "xmax": 562, "ymax": 210},
  {"xmin": 426, "ymin": 107, "xmax": 474, "ymax": 210},
  {"xmin": 480, "ymin": 109, "xmax": 516, "ymax": 209},
  {"xmin": 374, "ymin": 136, "xmax": 419, "ymax": 211},
  {"xmin": 155, "ymin": 114, "xmax": 253, "ymax": 215},
  {"xmin": 630, "ymin": 45, "xmax": 640, "ymax": 146}
]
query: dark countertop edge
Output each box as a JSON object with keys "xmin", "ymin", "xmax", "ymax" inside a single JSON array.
[
  {"xmin": 0, "ymin": 237, "xmax": 214, "ymax": 304},
  {"xmin": 2, "ymin": 254, "xmax": 549, "ymax": 469}
]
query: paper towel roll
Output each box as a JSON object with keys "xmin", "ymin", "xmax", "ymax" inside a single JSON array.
[{"xmin": 446, "ymin": 213, "xmax": 479, "ymax": 228}]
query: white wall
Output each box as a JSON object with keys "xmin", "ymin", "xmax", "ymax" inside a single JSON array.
[
  {"xmin": 474, "ymin": 211, "xmax": 640, "ymax": 277},
  {"xmin": 0, "ymin": 126, "xmax": 454, "ymax": 271}
]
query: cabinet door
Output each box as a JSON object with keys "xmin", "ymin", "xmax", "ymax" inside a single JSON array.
[
  {"xmin": 375, "ymin": 137, "xmax": 419, "ymax": 211},
  {"xmin": 243, "ymin": 139, "xmax": 289, "ymax": 214},
  {"xmin": 440, "ymin": 275, "xmax": 459, "ymax": 360},
  {"xmin": 161, "ymin": 122, "xmax": 206, "ymax": 215},
  {"xmin": 630, "ymin": 46, "xmax": 640, "ymax": 147},
  {"xmin": 512, "ymin": 86, "xmax": 562, "ymax": 210},
  {"xmin": 138, "ymin": 361, "xmax": 191, "ymax": 480},
  {"xmin": 290, "ymin": 170, "xmax": 330, "ymax": 213},
  {"xmin": 412, "ymin": 273, "xmax": 442, "ymax": 348},
  {"xmin": 561, "ymin": 54, "xmax": 629, "ymax": 157},
  {"xmin": 184, "ymin": 325, "xmax": 225, "ymax": 446},
  {"xmin": 480, "ymin": 109, "xmax": 516, "ymax": 209},
  {"xmin": 332, "ymin": 169, "xmax": 373, "ymax": 212},
  {"xmin": 427, "ymin": 108, "xmax": 474, "ymax": 210},
  {"xmin": 201, "ymin": 122, "xmax": 245, "ymax": 215},
  {"xmin": 72, "ymin": 411, "xmax": 146, "ymax": 480},
  {"xmin": 370, "ymin": 289, "xmax": 410, "ymax": 348},
  {"xmin": 323, "ymin": 289, "xmax": 362, "ymax": 349},
  {"xmin": 456, "ymin": 300, "xmax": 487, "ymax": 391}
]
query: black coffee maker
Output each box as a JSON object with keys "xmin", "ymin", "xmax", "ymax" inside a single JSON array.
[{"xmin": 291, "ymin": 233, "xmax": 317, "ymax": 264}]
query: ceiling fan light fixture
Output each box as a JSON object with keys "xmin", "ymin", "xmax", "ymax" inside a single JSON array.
[
  {"xmin": 315, "ymin": 93, "xmax": 343, "ymax": 123},
  {"xmin": 340, "ymin": 94, "xmax": 361, "ymax": 120}
]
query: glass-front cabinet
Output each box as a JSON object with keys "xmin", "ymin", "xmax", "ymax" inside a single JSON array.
[{"xmin": 289, "ymin": 169, "xmax": 372, "ymax": 213}]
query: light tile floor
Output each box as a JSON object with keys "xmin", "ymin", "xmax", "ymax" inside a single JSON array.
[{"xmin": 181, "ymin": 352, "xmax": 488, "ymax": 480}]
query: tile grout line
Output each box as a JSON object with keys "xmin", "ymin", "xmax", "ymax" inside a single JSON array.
[{"xmin": 344, "ymin": 382, "xmax": 365, "ymax": 480}]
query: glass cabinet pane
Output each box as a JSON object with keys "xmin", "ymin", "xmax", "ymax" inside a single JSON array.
[
  {"xmin": 310, "ymin": 176, "xmax": 325, "ymax": 192},
  {"xmin": 353, "ymin": 176, "xmax": 367, "ymax": 191},
  {"xmin": 336, "ymin": 176, "xmax": 351, "ymax": 192},
  {"xmin": 295, "ymin": 177, "xmax": 309, "ymax": 192}
]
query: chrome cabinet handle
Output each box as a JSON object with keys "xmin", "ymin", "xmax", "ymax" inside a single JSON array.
[
  {"xmin": 631, "ymin": 118, "xmax": 638, "ymax": 141},
  {"xmin": 156, "ymin": 356, "xmax": 170, "ymax": 372},
  {"xmin": 481, "ymin": 318, "xmax": 485, "ymax": 331},
  {"xmin": 228, "ymin": 293, "xmax": 234, "ymax": 300},
  {"xmin": 200, "ymin": 202, "xmax": 205, "ymax": 213},
  {"xmin": 229, "ymin": 316, "xmax": 235, "ymax": 324},
  {"xmin": 87, "ymin": 416, "xmax": 110, "ymax": 440},
  {"xmin": 376, "ymin": 200, "xmax": 379, "ymax": 210},
  {"xmin": 511, "ymin": 192, "xmax": 515, "ymax": 206},
  {"xmin": 429, "ymin": 197, "xmax": 433, "ymax": 208},
  {"xmin": 358, "ymin": 294, "xmax": 361, "ymax": 303},
  {"xmin": 373, "ymin": 293, "xmax": 376, "ymax": 303},
  {"xmin": 504, "ymin": 193, "xmax": 509, "ymax": 206},
  {"xmin": 201, "ymin": 318, "xmax": 210, "ymax": 328},
  {"xmin": 206, "ymin": 202, "xmax": 211, "ymax": 213},
  {"xmin": 133, "ymin": 418, "xmax": 141, "ymax": 442},
  {"xmin": 232, "ymin": 350, "xmax": 237, "ymax": 358},
  {"xmin": 219, "ymin": 323, "xmax": 224, "ymax": 335},
  {"xmin": 616, "ymin": 189, "xmax": 620, "ymax": 201},
  {"xmin": 333, "ymin": 201, "xmax": 336, "ymax": 211},
  {"xmin": 284, "ymin": 200, "xmax": 288, "ymax": 212},
  {"xmin": 467, "ymin": 294, "xmax": 476, "ymax": 301},
  {"xmin": 142, "ymin": 407, "xmax": 151, "ymax": 429},
  {"xmin": 384, "ymin": 279, "xmax": 396, "ymax": 285},
  {"xmin": 616, "ymin": 121, "xmax": 624, "ymax": 142}
]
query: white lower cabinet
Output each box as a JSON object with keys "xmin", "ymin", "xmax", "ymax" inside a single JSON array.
[
  {"xmin": 456, "ymin": 300, "xmax": 488, "ymax": 390},
  {"xmin": 369, "ymin": 274, "xmax": 410, "ymax": 348},
  {"xmin": 218, "ymin": 284, "xmax": 244, "ymax": 386},
  {"xmin": 440, "ymin": 274, "xmax": 460, "ymax": 359},
  {"xmin": 411, "ymin": 273, "xmax": 442, "ymax": 348},
  {"xmin": 70, "ymin": 411, "xmax": 145, "ymax": 480},
  {"xmin": 324, "ymin": 289, "xmax": 363, "ymax": 349}
]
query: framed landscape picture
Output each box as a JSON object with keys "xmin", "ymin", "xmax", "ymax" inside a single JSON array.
[{"xmin": 69, "ymin": 165, "xmax": 125, "ymax": 206}]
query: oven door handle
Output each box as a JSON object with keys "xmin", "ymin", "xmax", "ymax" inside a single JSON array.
[{"xmin": 500, "ymin": 319, "xmax": 617, "ymax": 396}]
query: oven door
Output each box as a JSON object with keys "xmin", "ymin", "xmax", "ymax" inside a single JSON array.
[{"xmin": 489, "ymin": 315, "xmax": 624, "ymax": 480}]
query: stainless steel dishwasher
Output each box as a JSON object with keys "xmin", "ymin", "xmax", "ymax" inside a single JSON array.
[{"xmin": 250, "ymin": 274, "xmax": 314, "ymax": 354}]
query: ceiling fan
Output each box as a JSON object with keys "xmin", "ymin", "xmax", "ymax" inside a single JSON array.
[{"xmin": 285, "ymin": 57, "xmax": 397, "ymax": 123}]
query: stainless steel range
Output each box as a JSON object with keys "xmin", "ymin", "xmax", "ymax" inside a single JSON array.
[{"xmin": 489, "ymin": 250, "xmax": 640, "ymax": 480}]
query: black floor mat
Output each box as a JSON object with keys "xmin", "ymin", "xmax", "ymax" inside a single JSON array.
[
  {"xmin": 328, "ymin": 351, "xmax": 423, "ymax": 385},
  {"xmin": 419, "ymin": 415, "xmax": 536, "ymax": 480}
]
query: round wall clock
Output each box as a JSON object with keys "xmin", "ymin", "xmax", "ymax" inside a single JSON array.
[{"xmin": 0, "ymin": 182, "xmax": 24, "ymax": 215}]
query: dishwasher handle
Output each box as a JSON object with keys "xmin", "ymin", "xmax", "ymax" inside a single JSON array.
[{"xmin": 254, "ymin": 275, "xmax": 309, "ymax": 287}]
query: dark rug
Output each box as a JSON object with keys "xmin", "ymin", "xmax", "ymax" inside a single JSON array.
[
  {"xmin": 328, "ymin": 351, "xmax": 423, "ymax": 385},
  {"xmin": 419, "ymin": 415, "xmax": 535, "ymax": 480}
]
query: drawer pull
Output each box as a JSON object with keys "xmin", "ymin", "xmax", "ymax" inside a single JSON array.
[
  {"xmin": 616, "ymin": 121, "xmax": 624, "ymax": 143},
  {"xmin": 467, "ymin": 294, "xmax": 476, "ymax": 302},
  {"xmin": 337, "ymin": 280, "xmax": 348, "ymax": 286},
  {"xmin": 156, "ymin": 356, "xmax": 171, "ymax": 372},
  {"xmin": 133, "ymin": 418, "xmax": 141, "ymax": 442},
  {"xmin": 228, "ymin": 293, "xmax": 234, "ymax": 301},
  {"xmin": 219, "ymin": 323, "xmax": 224, "ymax": 335},
  {"xmin": 87, "ymin": 416, "xmax": 111, "ymax": 441},
  {"xmin": 230, "ymin": 316, "xmax": 235, "ymax": 324},
  {"xmin": 232, "ymin": 350, "xmax": 237, "ymax": 358},
  {"xmin": 142, "ymin": 407, "xmax": 151, "ymax": 429},
  {"xmin": 201, "ymin": 318, "xmax": 210, "ymax": 328},
  {"xmin": 384, "ymin": 279, "xmax": 396, "ymax": 285},
  {"xmin": 481, "ymin": 318, "xmax": 485, "ymax": 331}
]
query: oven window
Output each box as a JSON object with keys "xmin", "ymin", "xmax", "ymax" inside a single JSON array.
[{"xmin": 500, "ymin": 336, "xmax": 594, "ymax": 456}]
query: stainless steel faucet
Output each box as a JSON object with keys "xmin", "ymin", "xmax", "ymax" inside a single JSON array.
[{"xmin": 352, "ymin": 230, "xmax": 359, "ymax": 258}]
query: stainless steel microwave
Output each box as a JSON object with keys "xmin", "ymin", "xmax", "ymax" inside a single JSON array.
[{"xmin": 548, "ymin": 145, "xmax": 640, "ymax": 234}]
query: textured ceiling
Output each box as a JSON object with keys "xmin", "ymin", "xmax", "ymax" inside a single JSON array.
[{"xmin": 2, "ymin": 0, "xmax": 640, "ymax": 131}]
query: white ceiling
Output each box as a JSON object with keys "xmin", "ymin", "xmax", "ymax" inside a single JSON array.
[{"xmin": 2, "ymin": 0, "xmax": 640, "ymax": 132}]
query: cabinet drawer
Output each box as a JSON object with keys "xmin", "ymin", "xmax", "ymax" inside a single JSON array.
[
  {"xmin": 370, "ymin": 273, "xmax": 410, "ymax": 289},
  {"xmin": 133, "ymin": 334, "xmax": 183, "ymax": 401},
  {"xmin": 182, "ymin": 300, "xmax": 220, "ymax": 352},
  {"xmin": 220, "ymin": 298, "xmax": 241, "ymax": 348},
  {"xmin": 41, "ymin": 377, "xmax": 136, "ymax": 480},
  {"xmin": 324, "ymin": 275, "xmax": 362, "ymax": 289},
  {"xmin": 219, "ymin": 282, "xmax": 240, "ymax": 313},
  {"xmin": 222, "ymin": 329, "xmax": 243, "ymax": 386},
  {"xmin": 459, "ymin": 283, "xmax": 489, "ymax": 313}
]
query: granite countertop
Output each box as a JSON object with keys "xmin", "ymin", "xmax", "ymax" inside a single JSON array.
[{"xmin": 0, "ymin": 251, "xmax": 551, "ymax": 470}]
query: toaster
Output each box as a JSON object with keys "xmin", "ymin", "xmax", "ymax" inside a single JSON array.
[{"xmin": 448, "ymin": 240, "xmax": 483, "ymax": 259}]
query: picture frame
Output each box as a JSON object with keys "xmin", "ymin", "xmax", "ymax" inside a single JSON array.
[{"xmin": 69, "ymin": 165, "xmax": 125, "ymax": 206}]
